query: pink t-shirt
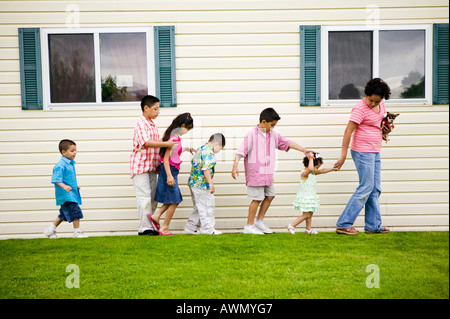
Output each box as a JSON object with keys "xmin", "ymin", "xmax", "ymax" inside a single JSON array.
[
  {"xmin": 161, "ymin": 135, "xmax": 182, "ymax": 170},
  {"xmin": 236, "ymin": 126, "xmax": 291, "ymax": 186},
  {"xmin": 350, "ymin": 99, "xmax": 385, "ymax": 153}
]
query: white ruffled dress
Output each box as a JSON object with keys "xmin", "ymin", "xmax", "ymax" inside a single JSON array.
[{"xmin": 293, "ymin": 170, "xmax": 320, "ymax": 212}]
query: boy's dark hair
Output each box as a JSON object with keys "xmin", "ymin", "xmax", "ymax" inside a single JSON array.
[
  {"xmin": 303, "ymin": 155, "xmax": 323, "ymax": 168},
  {"xmin": 140, "ymin": 95, "xmax": 160, "ymax": 112},
  {"xmin": 59, "ymin": 139, "xmax": 76, "ymax": 153},
  {"xmin": 209, "ymin": 133, "xmax": 226, "ymax": 147},
  {"xmin": 260, "ymin": 108, "xmax": 281, "ymax": 123},
  {"xmin": 364, "ymin": 78, "xmax": 391, "ymax": 100},
  {"xmin": 160, "ymin": 113, "xmax": 194, "ymax": 158}
]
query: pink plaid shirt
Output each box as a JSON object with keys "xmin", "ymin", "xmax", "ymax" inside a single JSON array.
[
  {"xmin": 130, "ymin": 116, "xmax": 161, "ymax": 177},
  {"xmin": 236, "ymin": 126, "xmax": 291, "ymax": 186}
]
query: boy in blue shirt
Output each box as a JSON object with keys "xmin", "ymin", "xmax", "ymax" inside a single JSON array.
[{"xmin": 44, "ymin": 139, "xmax": 87, "ymax": 238}]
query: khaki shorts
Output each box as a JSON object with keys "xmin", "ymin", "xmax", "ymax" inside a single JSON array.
[{"xmin": 247, "ymin": 185, "xmax": 276, "ymax": 201}]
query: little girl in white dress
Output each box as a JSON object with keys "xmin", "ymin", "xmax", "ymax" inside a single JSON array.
[{"xmin": 288, "ymin": 152, "xmax": 337, "ymax": 235}]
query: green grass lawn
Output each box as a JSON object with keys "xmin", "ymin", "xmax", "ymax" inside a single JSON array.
[{"xmin": 0, "ymin": 231, "xmax": 448, "ymax": 299}]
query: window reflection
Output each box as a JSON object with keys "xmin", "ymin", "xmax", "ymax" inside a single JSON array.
[
  {"xmin": 328, "ymin": 31, "xmax": 372, "ymax": 100},
  {"xmin": 100, "ymin": 33, "xmax": 148, "ymax": 102},
  {"xmin": 48, "ymin": 34, "xmax": 96, "ymax": 103},
  {"xmin": 379, "ymin": 30, "xmax": 425, "ymax": 99}
]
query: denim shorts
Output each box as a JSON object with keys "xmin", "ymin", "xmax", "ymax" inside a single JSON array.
[{"xmin": 58, "ymin": 201, "xmax": 83, "ymax": 223}]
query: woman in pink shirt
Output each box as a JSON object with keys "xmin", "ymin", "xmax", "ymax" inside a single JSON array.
[{"xmin": 334, "ymin": 78, "xmax": 393, "ymax": 235}]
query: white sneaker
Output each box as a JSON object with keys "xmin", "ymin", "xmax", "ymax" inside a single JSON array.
[
  {"xmin": 73, "ymin": 230, "xmax": 88, "ymax": 238},
  {"xmin": 44, "ymin": 227, "xmax": 58, "ymax": 239},
  {"xmin": 198, "ymin": 229, "xmax": 222, "ymax": 235},
  {"xmin": 254, "ymin": 220, "xmax": 274, "ymax": 234},
  {"xmin": 184, "ymin": 227, "xmax": 199, "ymax": 235},
  {"xmin": 244, "ymin": 225, "xmax": 265, "ymax": 235}
]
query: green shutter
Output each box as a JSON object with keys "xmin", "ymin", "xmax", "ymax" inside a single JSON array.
[
  {"xmin": 154, "ymin": 26, "xmax": 177, "ymax": 107},
  {"xmin": 18, "ymin": 28, "xmax": 43, "ymax": 110},
  {"xmin": 300, "ymin": 25, "xmax": 321, "ymax": 106},
  {"xmin": 433, "ymin": 23, "xmax": 449, "ymax": 105}
]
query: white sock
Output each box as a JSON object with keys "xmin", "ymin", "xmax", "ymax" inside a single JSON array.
[
  {"xmin": 49, "ymin": 224, "xmax": 57, "ymax": 232},
  {"xmin": 73, "ymin": 228, "xmax": 80, "ymax": 233}
]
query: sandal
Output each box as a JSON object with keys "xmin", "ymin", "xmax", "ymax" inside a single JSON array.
[
  {"xmin": 148, "ymin": 213, "xmax": 161, "ymax": 231},
  {"xmin": 336, "ymin": 227, "xmax": 360, "ymax": 235},
  {"xmin": 365, "ymin": 227, "xmax": 390, "ymax": 234},
  {"xmin": 287, "ymin": 224, "xmax": 295, "ymax": 235},
  {"xmin": 156, "ymin": 227, "xmax": 173, "ymax": 236},
  {"xmin": 305, "ymin": 228, "xmax": 318, "ymax": 235},
  {"xmin": 158, "ymin": 231, "xmax": 173, "ymax": 236}
]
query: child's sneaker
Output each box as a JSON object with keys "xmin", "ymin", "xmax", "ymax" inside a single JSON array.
[
  {"xmin": 73, "ymin": 230, "xmax": 88, "ymax": 238},
  {"xmin": 44, "ymin": 227, "xmax": 58, "ymax": 239},
  {"xmin": 254, "ymin": 220, "xmax": 274, "ymax": 234},
  {"xmin": 243, "ymin": 225, "xmax": 264, "ymax": 235},
  {"xmin": 184, "ymin": 226, "xmax": 199, "ymax": 235}
]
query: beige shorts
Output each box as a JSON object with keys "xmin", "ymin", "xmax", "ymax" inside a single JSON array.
[{"xmin": 247, "ymin": 185, "xmax": 276, "ymax": 201}]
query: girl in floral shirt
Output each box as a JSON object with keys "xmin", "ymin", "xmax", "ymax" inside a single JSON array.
[{"xmin": 185, "ymin": 133, "xmax": 225, "ymax": 235}]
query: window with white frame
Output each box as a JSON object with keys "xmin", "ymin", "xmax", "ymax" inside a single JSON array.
[
  {"xmin": 41, "ymin": 28, "xmax": 155, "ymax": 110},
  {"xmin": 321, "ymin": 25, "xmax": 432, "ymax": 106}
]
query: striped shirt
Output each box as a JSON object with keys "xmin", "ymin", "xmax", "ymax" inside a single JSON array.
[
  {"xmin": 130, "ymin": 115, "xmax": 161, "ymax": 177},
  {"xmin": 350, "ymin": 99, "xmax": 385, "ymax": 153}
]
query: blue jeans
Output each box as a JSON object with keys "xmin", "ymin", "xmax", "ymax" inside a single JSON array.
[{"xmin": 336, "ymin": 150, "xmax": 384, "ymax": 232}]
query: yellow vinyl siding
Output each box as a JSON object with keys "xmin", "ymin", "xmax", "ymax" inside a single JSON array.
[{"xmin": 0, "ymin": 0, "xmax": 448, "ymax": 238}]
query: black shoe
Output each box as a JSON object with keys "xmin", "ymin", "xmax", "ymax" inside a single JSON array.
[{"xmin": 138, "ymin": 230, "xmax": 160, "ymax": 236}]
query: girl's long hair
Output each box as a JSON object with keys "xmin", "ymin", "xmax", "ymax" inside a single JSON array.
[{"xmin": 159, "ymin": 113, "xmax": 194, "ymax": 158}]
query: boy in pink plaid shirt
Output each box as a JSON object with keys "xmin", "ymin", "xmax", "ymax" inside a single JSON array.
[
  {"xmin": 130, "ymin": 95, "xmax": 176, "ymax": 236},
  {"xmin": 232, "ymin": 108, "xmax": 312, "ymax": 235}
]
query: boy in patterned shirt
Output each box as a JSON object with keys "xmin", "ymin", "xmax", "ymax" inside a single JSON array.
[{"xmin": 185, "ymin": 133, "xmax": 225, "ymax": 235}]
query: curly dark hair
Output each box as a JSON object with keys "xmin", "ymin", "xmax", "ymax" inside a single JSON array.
[
  {"xmin": 303, "ymin": 155, "xmax": 323, "ymax": 168},
  {"xmin": 364, "ymin": 78, "xmax": 391, "ymax": 100}
]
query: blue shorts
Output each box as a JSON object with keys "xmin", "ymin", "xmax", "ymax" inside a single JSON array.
[{"xmin": 58, "ymin": 201, "xmax": 83, "ymax": 223}]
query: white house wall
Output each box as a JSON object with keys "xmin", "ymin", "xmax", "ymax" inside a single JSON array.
[{"xmin": 0, "ymin": 0, "xmax": 449, "ymax": 238}]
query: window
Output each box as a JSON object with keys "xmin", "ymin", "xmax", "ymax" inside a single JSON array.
[
  {"xmin": 41, "ymin": 28, "xmax": 155, "ymax": 109},
  {"xmin": 321, "ymin": 25, "xmax": 432, "ymax": 106}
]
